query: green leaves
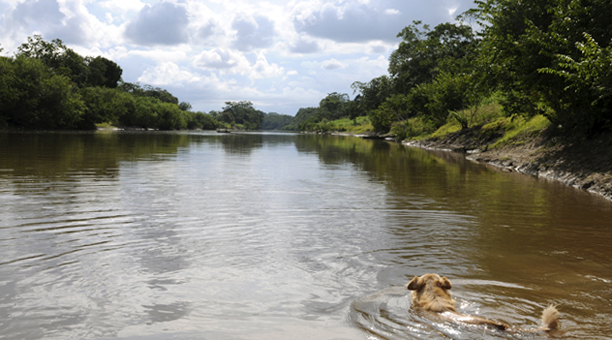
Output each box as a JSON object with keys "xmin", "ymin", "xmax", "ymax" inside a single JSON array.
[
  {"xmin": 539, "ymin": 32, "xmax": 612, "ymax": 132},
  {"xmin": 0, "ymin": 56, "xmax": 84, "ymax": 129},
  {"xmin": 476, "ymin": 0, "xmax": 612, "ymax": 134},
  {"xmin": 389, "ymin": 21, "xmax": 478, "ymax": 94},
  {"xmin": 16, "ymin": 35, "xmax": 123, "ymax": 89},
  {"xmin": 2, "ymin": 36, "xmax": 217, "ymax": 131},
  {"xmin": 219, "ymin": 101, "xmax": 266, "ymax": 130}
]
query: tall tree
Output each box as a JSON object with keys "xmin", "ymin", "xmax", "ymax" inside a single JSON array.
[
  {"xmin": 319, "ymin": 92, "xmax": 350, "ymax": 120},
  {"xmin": 388, "ymin": 21, "xmax": 478, "ymax": 94},
  {"xmin": 17, "ymin": 35, "xmax": 122, "ymax": 88},
  {"xmin": 85, "ymin": 56, "xmax": 123, "ymax": 88},
  {"xmin": 351, "ymin": 75, "xmax": 394, "ymax": 112},
  {"xmin": 0, "ymin": 56, "xmax": 84, "ymax": 129}
]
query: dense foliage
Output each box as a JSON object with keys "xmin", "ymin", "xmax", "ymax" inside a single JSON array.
[
  {"xmin": 294, "ymin": 0, "xmax": 612, "ymax": 138},
  {"xmin": 472, "ymin": 0, "xmax": 612, "ymax": 135},
  {"xmin": 281, "ymin": 92, "xmax": 366, "ymax": 131},
  {"xmin": 1, "ymin": 36, "xmax": 219, "ymax": 131},
  {"xmin": 263, "ymin": 112, "xmax": 294, "ymax": 130},
  {"xmin": 212, "ymin": 101, "xmax": 266, "ymax": 130}
]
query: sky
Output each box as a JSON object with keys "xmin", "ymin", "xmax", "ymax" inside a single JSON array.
[{"xmin": 0, "ymin": 0, "xmax": 477, "ymax": 115}]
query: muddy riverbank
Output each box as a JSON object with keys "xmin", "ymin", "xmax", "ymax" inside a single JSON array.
[{"xmin": 406, "ymin": 127, "xmax": 612, "ymax": 201}]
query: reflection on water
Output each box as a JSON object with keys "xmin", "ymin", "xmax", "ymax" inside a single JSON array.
[{"xmin": 0, "ymin": 131, "xmax": 611, "ymax": 340}]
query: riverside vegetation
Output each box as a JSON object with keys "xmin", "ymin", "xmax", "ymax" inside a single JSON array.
[
  {"xmin": 3, "ymin": 0, "xmax": 612, "ymax": 138},
  {"xmin": 0, "ymin": 37, "xmax": 277, "ymax": 131}
]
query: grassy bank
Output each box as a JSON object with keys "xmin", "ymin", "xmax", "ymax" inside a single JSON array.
[
  {"xmin": 399, "ymin": 97, "xmax": 551, "ymax": 148},
  {"xmin": 403, "ymin": 104, "xmax": 612, "ymax": 201},
  {"xmin": 304, "ymin": 116, "xmax": 375, "ymax": 134},
  {"xmin": 323, "ymin": 98, "xmax": 553, "ymax": 150},
  {"xmin": 318, "ymin": 100, "xmax": 611, "ymax": 201}
]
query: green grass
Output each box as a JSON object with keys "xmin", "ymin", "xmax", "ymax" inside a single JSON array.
[
  {"xmin": 428, "ymin": 121, "xmax": 462, "ymax": 139},
  {"xmin": 325, "ymin": 116, "xmax": 374, "ymax": 133},
  {"xmin": 302, "ymin": 95, "xmax": 551, "ymax": 150},
  {"xmin": 489, "ymin": 114, "xmax": 550, "ymax": 148},
  {"xmin": 393, "ymin": 95, "xmax": 551, "ymax": 150}
]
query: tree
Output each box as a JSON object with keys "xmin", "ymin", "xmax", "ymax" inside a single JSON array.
[
  {"xmin": 415, "ymin": 72, "xmax": 477, "ymax": 128},
  {"xmin": 158, "ymin": 103, "xmax": 188, "ymax": 130},
  {"xmin": 85, "ymin": 56, "xmax": 123, "ymax": 88},
  {"xmin": 143, "ymin": 85, "xmax": 179, "ymax": 105},
  {"xmin": 287, "ymin": 107, "xmax": 321, "ymax": 131},
  {"xmin": 179, "ymin": 101, "xmax": 192, "ymax": 111},
  {"xmin": 346, "ymin": 94, "xmax": 365, "ymax": 121},
  {"xmin": 370, "ymin": 94, "xmax": 411, "ymax": 132},
  {"xmin": 79, "ymin": 87, "xmax": 134, "ymax": 129},
  {"xmin": 262, "ymin": 112, "xmax": 293, "ymax": 130},
  {"xmin": 118, "ymin": 96, "xmax": 159, "ymax": 129},
  {"xmin": 119, "ymin": 82, "xmax": 179, "ymax": 105},
  {"xmin": 540, "ymin": 33, "xmax": 612, "ymax": 133},
  {"xmin": 17, "ymin": 35, "xmax": 69, "ymax": 70},
  {"xmin": 388, "ymin": 21, "xmax": 478, "ymax": 94},
  {"xmin": 0, "ymin": 56, "xmax": 84, "ymax": 129},
  {"xmin": 351, "ymin": 75, "xmax": 394, "ymax": 112},
  {"xmin": 473, "ymin": 0, "xmax": 612, "ymax": 134},
  {"xmin": 186, "ymin": 112, "xmax": 218, "ymax": 130},
  {"xmin": 219, "ymin": 101, "xmax": 266, "ymax": 130},
  {"xmin": 16, "ymin": 35, "xmax": 123, "ymax": 89},
  {"xmin": 319, "ymin": 92, "xmax": 349, "ymax": 120}
]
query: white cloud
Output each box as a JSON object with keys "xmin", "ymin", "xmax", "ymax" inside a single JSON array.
[
  {"xmin": 321, "ymin": 58, "xmax": 346, "ymax": 70},
  {"xmin": 369, "ymin": 44, "xmax": 388, "ymax": 54},
  {"xmin": 0, "ymin": 0, "xmax": 479, "ymax": 114},
  {"xmin": 288, "ymin": 35, "xmax": 321, "ymax": 54},
  {"xmin": 98, "ymin": 0, "xmax": 146, "ymax": 13},
  {"xmin": 231, "ymin": 14, "xmax": 276, "ymax": 52},
  {"xmin": 138, "ymin": 61, "xmax": 201, "ymax": 85},
  {"xmin": 292, "ymin": 0, "xmax": 474, "ymax": 43},
  {"xmin": 193, "ymin": 48, "xmax": 249, "ymax": 71},
  {"xmin": 124, "ymin": 1, "xmax": 189, "ymax": 46},
  {"xmin": 3, "ymin": 0, "xmax": 87, "ymax": 44},
  {"xmin": 193, "ymin": 48, "xmax": 283, "ymax": 80},
  {"xmin": 250, "ymin": 52, "xmax": 284, "ymax": 79},
  {"xmin": 384, "ymin": 8, "xmax": 400, "ymax": 15},
  {"xmin": 128, "ymin": 48, "xmax": 190, "ymax": 63}
]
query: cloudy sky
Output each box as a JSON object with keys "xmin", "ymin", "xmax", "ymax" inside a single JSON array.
[{"xmin": 0, "ymin": 0, "xmax": 476, "ymax": 115}]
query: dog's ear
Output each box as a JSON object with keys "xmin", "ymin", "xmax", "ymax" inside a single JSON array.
[
  {"xmin": 439, "ymin": 276, "xmax": 452, "ymax": 290},
  {"xmin": 407, "ymin": 276, "xmax": 423, "ymax": 291}
]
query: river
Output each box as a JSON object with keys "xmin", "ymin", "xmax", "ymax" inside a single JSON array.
[{"xmin": 0, "ymin": 131, "xmax": 610, "ymax": 340}]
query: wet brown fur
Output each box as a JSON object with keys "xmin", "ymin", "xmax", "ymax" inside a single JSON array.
[{"xmin": 407, "ymin": 274, "xmax": 560, "ymax": 332}]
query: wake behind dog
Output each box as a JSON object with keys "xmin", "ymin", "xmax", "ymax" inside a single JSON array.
[{"xmin": 407, "ymin": 273, "xmax": 560, "ymax": 333}]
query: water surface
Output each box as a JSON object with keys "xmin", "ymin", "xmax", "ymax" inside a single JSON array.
[{"xmin": 0, "ymin": 131, "xmax": 611, "ymax": 339}]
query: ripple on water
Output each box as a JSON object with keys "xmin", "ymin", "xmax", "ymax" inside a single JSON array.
[{"xmin": 350, "ymin": 283, "xmax": 566, "ymax": 340}]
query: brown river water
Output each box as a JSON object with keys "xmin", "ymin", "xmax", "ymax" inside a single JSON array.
[{"xmin": 0, "ymin": 131, "xmax": 611, "ymax": 340}]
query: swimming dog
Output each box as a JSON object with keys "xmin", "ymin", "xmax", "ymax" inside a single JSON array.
[{"xmin": 407, "ymin": 273, "xmax": 559, "ymax": 332}]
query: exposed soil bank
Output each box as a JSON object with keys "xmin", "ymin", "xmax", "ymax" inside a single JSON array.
[{"xmin": 405, "ymin": 127, "xmax": 612, "ymax": 202}]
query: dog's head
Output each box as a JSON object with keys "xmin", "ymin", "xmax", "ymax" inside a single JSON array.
[
  {"xmin": 408, "ymin": 273, "xmax": 452, "ymax": 292},
  {"xmin": 407, "ymin": 273, "xmax": 455, "ymax": 312}
]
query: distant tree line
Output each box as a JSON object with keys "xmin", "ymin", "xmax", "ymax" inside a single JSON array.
[
  {"xmin": 280, "ymin": 92, "xmax": 365, "ymax": 131},
  {"xmin": 0, "ymin": 36, "xmax": 304, "ymax": 132}
]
